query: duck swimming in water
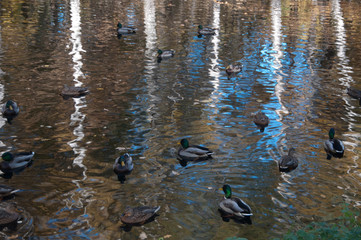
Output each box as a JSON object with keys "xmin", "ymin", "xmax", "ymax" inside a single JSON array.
[
  {"xmin": 177, "ymin": 139, "xmax": 213, "ymax": 162},
  {"xmin": 0, "ymin": 151, "xmax": 35, "ymax": 174},
  {"xmin": 1, "ymin": 100, "xmax": 19, "ymax": 117},
  {"xmin": 197, "ymin": 25, "xmax": 216, "ymax": 35},
  {"xmin": 279, "ymin": 148, "xmax": 298, "ymax": 172},
  {"xmin": 347, "ymin": 87, "xmax": 361, "ymax": 105},
  {"xmin": 219, "ymin": 184, "xmax": 252, "ymax": 219},
  {"xmin": 117, "ymin": 23, "xmax": 137, "ymax": 35},
  {"xmin": 253, "ymin": 112, "xmax": 269, "ymax": 132},
  {"xmin": 226, "ymin": 63, "xmax": 242, "ymax": 78},
  {"xmin": 113, "ymin": 153, "xmax": 133, "ymax": 183},
  {"xmin": 324, "ymin": 128, "xmax": 344, "ymax": 160},
  {"xmin": 120, "ymin": 206, "xmax": 160, "ymax": 225}
]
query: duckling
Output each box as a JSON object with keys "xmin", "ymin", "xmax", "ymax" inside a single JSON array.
[
  {"xmin": 60, "ymin": 85, "xmax": 89, "ymax": 99},
  {"xmin": 113, "ymin": 153, "xmax": 133, "ymax": 183},
  {"xmin": 324, "ymin": 128, "xmax": 344, "ymax": 160},
  {"xmin": 198, "ymin": 25, "xmax": 216, "ymax": 35},
  {"xmin": 157, "ymin": 49, "xmax": 175, "ymax": 62},
  {"xmin": 347, "ymin": 87, "xmax": 361, "ymax": 105},
  {"xmin": 0, "ymin": 202, "xmax": 20, "ymax": 230},
  {"xmin": 0, "ymin": 185, "xmax": 20, "ymax": 201},
  {"xmin": 279, "ymin": 148, "xmax": 298, "ymax": 172},
  {"xmin": 121, "ymin": 206, "xmax": 160, "ymax": 225},
  {"xmin": 0, "ymin": 152, "xmax": 35, "ymax": 173},
  {"xmin": 117, "ymin": 23, "xmax": 136, "ymax": 35},
  {"xmin": 219, "ymin": 185, "xmax": 252, "ymax": 218},
  {"xmin": 253, "ymin": 112, "xmax": 269, "ymax": 132},
  {"xmin": 177, "ymin": 139, "xmax": 213, "ymax": 161},
  {"xmin": 1, "ymin": 100, "xmax": 19, "ymax": 117},
  {"xmin": 226, "ymin": 63, "xmax": 242, "ymax": 78}
]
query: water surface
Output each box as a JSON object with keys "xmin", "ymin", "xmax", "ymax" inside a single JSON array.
[{"xmin": 0, "ymin": 0, "xmax": 361, "ymax": 239}]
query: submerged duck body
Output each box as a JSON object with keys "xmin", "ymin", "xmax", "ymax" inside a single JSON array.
[
  {"xmin": 0, "ymin": 202, "xmax": 20, "ymax": 229},
  {"xmin": 279, "ymin": 148, "xmax": 298, "ymax": 172},
  {"xmin": 60, "ymin": 85, "xmax": 89, "ymax": 99},
  {"xmin": 0, "ymin": 151, "xmax": 35, "ymax": 173},
  {"xmin": 117, "ymin": 23, "xmax": 137, "ymax": 35},
  {"xmin": 219, "ymin": 185, "xmax": 252, "ymax": 219},
  {"xmin": 0, "ymin": 185, "xmax": 20, "ymax": 200},
  {"xmin": 253, "ymin": 112, "xmax": 269, "ymax": 132},
  {"xmin": 198, "ymin": 25, "xmax": 216, "ymax": 35},
  {"xmin": 1, "ymin": 100, "xmax": 19, "ymax": 117},
  {"xmin": 157, "ymin": 49, "xmax": 175, "ymax": 60},
  {"xmin": 226, "ymin": 63, "xmax": 242, "ymax": 77},
  {"xmin": 121, "ymin": 206, "xmax": 160, "ymax": 225},
  {"xmin": 347, "ymin": 87, "xmax": 361, "ymax": 105},
  {"xmin": 177, "ymin": 139, "xmax": 213, "ymax": 161},
  {"xmin": 324, "ymin": 128, "xmax": 344, "ymax": 159}
]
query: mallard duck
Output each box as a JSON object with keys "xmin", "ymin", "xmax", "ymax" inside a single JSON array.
[
  {"xmin": 117, "ymin": 23, "xmax": 136, "ymax": 35},
  {"xmin": 347, "ymin": 87, "xmax": 361, "ymax": 105},
  {"xmin": 0, "ymin": 152, "xmax": 35, "ymax": 173},
  {"xmin": 121, "ymin": 206, "xmax": 160, "ymax": 225},
  {"xmin": 198, "ymin": 25, "xmax": 216, "ymax": 35},
  {"xmin": 113, "ymin": 153, "xmax": 133, "ymax": 183},
  {"xmin": 0, "ymin": 202, "xmax": 20, "ymax": 230},
  {"xmin": 253, "ymin": 112, "xmax": 269, "ymax": 132},
  {"xmin": 0, "ymin": 185, "xmax": 19, "ymax": 200},
  {"xmin": 157, "ymin": 49, "xmax": 175, "ymax": 60},
  {"xmin": 1, "ymin": 100, "xmax": 19, "ymax": 117},
  {"xmin": 60, "ymin": 85, "xmax": 89, "ymax": 99},
  {"xmin": 177, "ymin": 139, "xmax": 213, "ymax": 161},
  {"xmin": 279, "ymin": 148, "xmax": 298, "ymax": 172},
  {"xmin": 219, "ymin": 185, "xmax": 252, "ymax": 218},
  {"xmin": 324, "ymin": 128, "xmax": 344, "ymax": 159},
  {"xmin": 226, "ymin": 63, "xmax": 242, "ymax": 77}
]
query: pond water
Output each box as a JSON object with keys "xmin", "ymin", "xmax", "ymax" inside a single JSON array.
[{"xmin": 0, "ymin": 0, "xmax": 361, "ymax": 239}]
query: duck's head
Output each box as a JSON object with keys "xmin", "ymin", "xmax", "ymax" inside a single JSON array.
[
  {"xmin": 5, "ymin": 101, "xmax": 14, "ymax": 110},
  {"xmin": 329, "ymin": 128, "xmax": 335, "ymax": 139},
  {"xmin": 157, "ymin": 49, "xmax": 163, "ymax": 54},
  {"xmin": 117, "ymin": 23, "xmax": 122, "ymax": 28},
  {"xmin": 117, "ymin": 153, "xmax": 131, "ymax": 166},
  {"xmin": 222, "ymin": 184, "xmax": 232, "ymax": 199},
  {"xmin": 180, "ymin": 139, "xmax": 189, "ymax": 148},
  {"xmin": 288, "ymin": 147, "xmax": 296, "ymax": 156},
  {"xmin": 1, "ymin": 152, "xmax": 13, "ymax": 162},
  {"xmin": 198, "ymin": 25, "xmax": 203, "ymax": 29}
]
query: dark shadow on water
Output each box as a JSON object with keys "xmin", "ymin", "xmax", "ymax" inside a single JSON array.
[
  {"xmin": 117, "ymin": 174, "xmax": 129, "ymax": 184},
  {"xmin": 3, "ymin": 115, "xmax": 17, "ymax": 125},
  {"xmin": 178, "ymin": 157, "xmax": 212, "ymax": 167}
]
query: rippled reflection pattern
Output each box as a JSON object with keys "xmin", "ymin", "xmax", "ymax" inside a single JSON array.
[
  {"xmin": 1, "ymin": 0, "xmax": 361, "ymax": 239},
  {"xmin": 62, "ymin": 0, "xmax": 92, "ymax": 237}
]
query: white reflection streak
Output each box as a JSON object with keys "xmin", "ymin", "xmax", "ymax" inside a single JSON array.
[
  {"xmin": 332, "ymin": 0, "xmax": 353, "ymax": 87},
  {"xmin": 0, "ymin": 26, "xmax": 5, "ymax": 147},
  {"xmin": 271, "ymin": 0, "xmax": 289, "ymax": 119},
  {"xmin": 209, "ymin": 3, "xmax": 220, "ymax": 108},
  {"xmin": 332, "ymin": 1, "xmax": 359, "ymax": 176},
  {"xmin": 69, "ymin": 0, "xmax": 86, "ymax": 170},
  {"xmin": 144, "ymin": 0, "xmax": 157, "ymax": 65},
  {"xmin": 143, "ymin": 0, "xmax": 158, "ymax": 121},
  {"xmin": 65, "ymin": 0, "xmax": 91, "ymax": 215}
]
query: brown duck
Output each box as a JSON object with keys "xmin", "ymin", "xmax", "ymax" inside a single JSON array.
[
  {"xmin": 60, "ymin": 85, "xmax": 89, "ymax": 99},
  {"xmin": 0, "ymin": 202, "xmax": 20, "ymax": 230},
  {"xmin": 121, "ymin": 206, "xmax": 160, "ymax": 225},
  {"xmin": 347, "ymin": 87, "xmax": 361, "ymax": 105},
  {"xmin": 253, "ymin": 112, "xmax": 270, "ymax": 132}
]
